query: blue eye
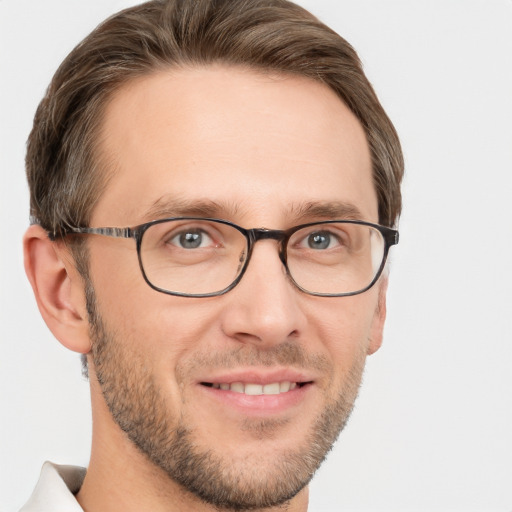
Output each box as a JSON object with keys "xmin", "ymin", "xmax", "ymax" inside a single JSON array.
[
  {"xmin": 307, "ymin": 232, "xmax": 331, "ymax": 249},
  {"xmin": 171, "ymin": 229, "xmax": 213, "ymax": 249}
]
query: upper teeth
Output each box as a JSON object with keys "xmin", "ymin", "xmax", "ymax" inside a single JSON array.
[{"xmin": 210, "ymin": 381, "xmax": 297, "ymax": 395}]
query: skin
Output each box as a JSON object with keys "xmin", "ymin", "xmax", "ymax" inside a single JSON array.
[{"xmin": 24, "ymin": 65, "xmax": 387, "ymax": 512}]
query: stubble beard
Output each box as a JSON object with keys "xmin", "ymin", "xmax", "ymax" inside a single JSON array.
[{"xmin": 86, "ymin": 282, "xmax": 367, "ymax": 511}]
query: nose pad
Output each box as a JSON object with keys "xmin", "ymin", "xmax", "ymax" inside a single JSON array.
[
  {"xmin": 248, "ymin": 228, "xmax": 288, "ymax": 265},
  {"xmin": 278, "ymin": 241, "xmax": 288, "ymax": 267}
]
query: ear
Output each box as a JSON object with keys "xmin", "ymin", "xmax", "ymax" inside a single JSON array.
[
  {"xmin": 367, "ymin": 277, "xmax": 388, "ymax": 355},
  {"xmin": 23, "ymin": 224, "xmax": 91, "ymax": 354}
]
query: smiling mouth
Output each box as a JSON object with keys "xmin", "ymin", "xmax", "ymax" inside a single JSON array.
[{"xmin": 200, "ymin": 381, "xmax": 312, "ymax": 395}]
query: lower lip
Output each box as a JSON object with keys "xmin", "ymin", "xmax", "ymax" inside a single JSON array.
[{"xmin": 199, "ymin": 384, "xmax": 312, "ymax": 416}]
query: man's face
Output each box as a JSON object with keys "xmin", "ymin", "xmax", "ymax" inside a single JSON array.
[{"xmin": 85, "ymin": 66, "xmax": 385, "ymax": 509}]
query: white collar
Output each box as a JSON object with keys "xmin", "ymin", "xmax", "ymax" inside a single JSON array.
[{"xmin": 20, "ymin": 461, "xmax": 86, "ymax": 512}]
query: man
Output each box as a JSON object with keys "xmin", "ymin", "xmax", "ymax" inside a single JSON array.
[{"xmin": 21, "ymin": 0, "xmax": 403, "ymax": 510}]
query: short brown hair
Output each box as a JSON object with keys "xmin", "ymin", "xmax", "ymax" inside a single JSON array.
[{"xmin": 27, "ymin": 0, "xmax": 403, "ymax": 236}]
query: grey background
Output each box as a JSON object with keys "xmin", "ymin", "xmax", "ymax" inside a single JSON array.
[{"xmin": 1, "ymin": 1, "xmax": 511, "ymax": 510}]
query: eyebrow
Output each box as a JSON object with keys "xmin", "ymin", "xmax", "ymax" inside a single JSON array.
[
  {"xmin": 140, "ymin": 196, "xmax": 364, "ymax": 225},
  {"xmin": 141, "ymin": 196, "xmax": 244, "ymax": 222},
  {"xmin": 289, "ymin": 201, "xmax": 364, "ymax": 223}
]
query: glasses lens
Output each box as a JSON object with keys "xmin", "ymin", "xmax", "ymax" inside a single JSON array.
[
  {"xmin": 140, "ymin": 219, "xmax": 248, "ymax": 296},
  {"xmin": 286, "ymin": 222, "xmax": 385, "ymax": 295}
]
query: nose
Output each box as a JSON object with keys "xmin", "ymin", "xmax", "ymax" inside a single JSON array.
[{"xmin": 219, "ymin": 240, "xmax": 306, "ymax": 349}]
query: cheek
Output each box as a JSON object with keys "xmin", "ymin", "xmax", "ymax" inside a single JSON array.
[
  {"xmin": 88, "ymin": 244, "xmax": 227, "ymax": 382},
  {"xmin": 308, "ymin": 292, "xmax": 379, "ymax": 372}
]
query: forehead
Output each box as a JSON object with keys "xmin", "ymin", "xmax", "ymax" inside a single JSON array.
[{"xmin": 93, "ymin": 65, "xmax": 376, "ymax": 227}]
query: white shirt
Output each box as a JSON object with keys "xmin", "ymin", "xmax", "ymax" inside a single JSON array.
[{"xmin": 19, "ymin": 462, "xmax": 86, "ymax": 512}]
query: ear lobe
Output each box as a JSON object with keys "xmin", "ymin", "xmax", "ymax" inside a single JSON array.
[
  {"xmin": 23, "ymin": 225, "xmax": 91, "ymax": 354},
  {"xmin": 367, "ymin": 277, "xmax": 388, "ymax": 355}
]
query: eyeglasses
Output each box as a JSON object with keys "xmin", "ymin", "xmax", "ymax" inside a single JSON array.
[{"xmin": 52, "ymin": 217, "xmax": 399, "ymax": 298}]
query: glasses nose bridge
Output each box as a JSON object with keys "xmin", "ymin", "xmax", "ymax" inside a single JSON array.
[{"xmin": 247, "ymin": 228, "xmax": 288, "ymax": 265}]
